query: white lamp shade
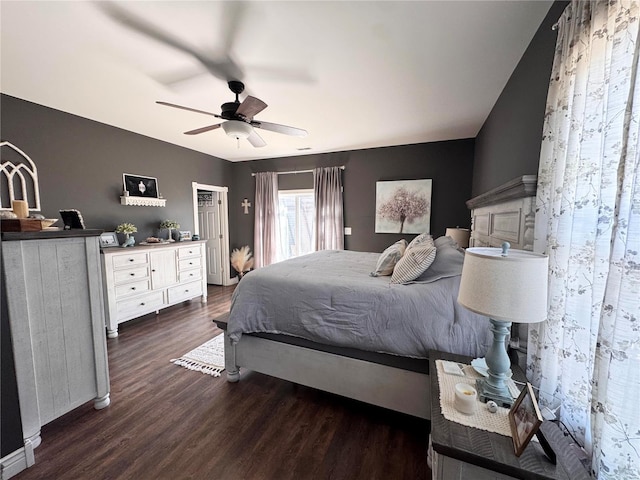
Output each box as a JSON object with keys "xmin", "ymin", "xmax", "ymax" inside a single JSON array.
[
  {"xmin": 222, "ymin": 120, "xmax": 252, "ymax": 139},
  {"xmin": 445, "ymin": 228, "xmax": 470, "ymax": 248},
  {"xmin": 457, "ymin": 247, "xmax": 548, "ymax": 323}
]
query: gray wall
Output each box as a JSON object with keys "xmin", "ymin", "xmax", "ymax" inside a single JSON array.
[
  {"xmin": 1, "ymin": 95, "xmax": 233, "ymax": 242},
  {"xmin": 472, "ymin": 1, "xmax": 568, "ymax": 197},
  {"xmin": 230, "ymin": 139, "xmax": 475, "ymax": 254}
]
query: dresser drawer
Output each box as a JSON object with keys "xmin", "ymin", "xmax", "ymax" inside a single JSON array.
[
  {"xmin": 177, "ymin": 246, "xmax": 201, "ymax": 259},
  {"xmin": 112, "ymin": 252, "xmax": 149, "ymax": 269},
  {"xmin": 179, "ymin": 269, "xmax": 202, "ymax": 283},
  {"xmin": 114, "ymin": 266, "xmax": 149, "ymax": 285},
  {"xmin": 178, "ymin": 256, "xmax": 201, "ymax": 271},
  {"xmin": 115, "ymin": 279, "xmax": 150, "ymax": 299},
  {"xmin": 167, "ymin": 280, "xmax": 203, "ymax": 304},
  {"xmin": 116, "ymin": 291, "xmax": 164, "ymax": 319}
]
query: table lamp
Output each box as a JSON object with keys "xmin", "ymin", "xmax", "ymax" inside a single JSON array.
[
  {"xmin": 445, "ymin": 227, "xmax": 470, "ymax": 248},
  {"xmin": 457, "ymin": 243, "xmax": 548, "ymax": 406}
]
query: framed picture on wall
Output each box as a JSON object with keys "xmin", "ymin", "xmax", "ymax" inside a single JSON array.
[
  {"xmin": 375, "ymin": 179, "xmax": 432, "ymax": 234},
  {"xmin": 123, "ymin": 173, "xmax": 159, "ymax": 198}
]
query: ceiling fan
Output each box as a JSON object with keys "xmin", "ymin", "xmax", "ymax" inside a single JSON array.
[{"xmin": 157, "ymin": 80, "xmax": 308, "ymax": 147}]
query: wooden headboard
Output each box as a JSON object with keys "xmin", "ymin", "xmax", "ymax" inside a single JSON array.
[
  {"xmin": 466, "ymin": 175, "xmax": 537, "ymax": 251},
  {"xmin": 467, "ymin": 175, "xmax": 538, "ymax": 357}
]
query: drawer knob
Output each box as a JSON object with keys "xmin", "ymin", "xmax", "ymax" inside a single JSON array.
[
  {"xmin": 152, "ymin": 269, "xmax": 156, "ymax": 272},
  {"xmin": 129, "ymin": 258, "xmax": 134, "ymax": 262},
  {"xmin": 140, "ymin": 302, "xmax": 145, "ymax": 306},
  {"xmin": 131, "ymin": 287, "xmax": 136, "ymax": 290},
  {"xmin": 185, "ymin": 289, "xmax": 189, "ymax": 293},
  {"xmin": 189, "ymin": 251, "xmax": 193, "ymax": 254},
  {"xmin": 130, "ymin": 273, "xmax": 135, "ymax": 276},
  {"xmin": 189, "ymin": 262, "xmax": 193, "ymax": 265}
]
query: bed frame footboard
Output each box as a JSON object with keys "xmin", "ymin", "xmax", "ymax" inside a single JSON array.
[{"xmin": 223, "ymin": 331, "xmax": 431, "ymax": 420}]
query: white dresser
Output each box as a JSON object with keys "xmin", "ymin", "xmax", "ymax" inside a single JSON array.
[
  {"xmin": 2, "ymin": 230, "xmax": 111, "ymax": 459},
  {"xmin": 101, "ymin": 241, "xmax": 207, "ymax": 338}
]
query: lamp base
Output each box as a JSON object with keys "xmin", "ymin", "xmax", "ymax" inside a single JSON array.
[{"xmin": 476, "ymin": 377, "xmax": 514, "ymax": 408}]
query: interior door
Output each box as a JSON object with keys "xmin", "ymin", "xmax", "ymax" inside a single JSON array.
[{"xmin": 198, "ymin": 190, "xmax": 224, "ymax": 285}]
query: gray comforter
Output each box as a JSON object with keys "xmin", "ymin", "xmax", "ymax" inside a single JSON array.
[{"xmin": 227, "ymin": 249, "xmax": 491, "ymax": 359}]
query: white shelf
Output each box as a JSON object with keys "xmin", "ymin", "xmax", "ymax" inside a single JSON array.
[{"xmin": 120, "ymin": 196, "xmax": 166, "ymax": 207}]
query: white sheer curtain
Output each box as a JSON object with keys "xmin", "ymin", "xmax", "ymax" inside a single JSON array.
[
  {"xmin": 254, "ymin": 172, "xmax": 279, "ymax": 268},
  {"xmin": 527, "ymin": 1, "xmax": 640, "ymax": 478},
  {"xmin": 314, "ymin": 166, "xmax": 344, "ymax": 251}
]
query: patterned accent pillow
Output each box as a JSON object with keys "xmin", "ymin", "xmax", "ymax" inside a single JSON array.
[
  {"xmin": 370, "ymin": 239, "xmax": 408, "ymax": 277},
  {"xmin": 390, "ymin": 243, "xmax": 437, "ymax": 284},
  {"xmin": 407, "ymin": 232, "xmax": 434, "ymax": 250}
]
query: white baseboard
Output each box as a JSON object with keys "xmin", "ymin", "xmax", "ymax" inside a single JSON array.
[{"xmin": 1, "ymin": 440, "xmax": 35, "ymax": 479}]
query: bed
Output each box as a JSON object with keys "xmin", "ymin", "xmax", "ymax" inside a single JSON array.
[{"xmin": 216, "ymin": 176, "xmax": 536, "ymax": 420}]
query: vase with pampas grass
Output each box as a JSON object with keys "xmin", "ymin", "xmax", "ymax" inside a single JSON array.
[{"xmin": 231, "ymin": 246, "xmax": 254, "ymax": 279}]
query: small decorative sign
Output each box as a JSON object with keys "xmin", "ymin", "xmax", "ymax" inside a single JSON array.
[
  {"xmin": 99, "ymin": 232, "xmax": 119, "ymax": 248},
  {"xmin": 123, "ymin": 173, "xmax": 159, "ymax": 198}
]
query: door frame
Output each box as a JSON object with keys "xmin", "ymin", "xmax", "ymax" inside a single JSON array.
[{"xmin": 191, "ymin": 182, "xmax": 236, "ymax": 286}]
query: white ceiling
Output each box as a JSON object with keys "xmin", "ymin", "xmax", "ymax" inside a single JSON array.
[{"xmin": 1, "ymin": 1, "xmax": 552, "ymax": 162}]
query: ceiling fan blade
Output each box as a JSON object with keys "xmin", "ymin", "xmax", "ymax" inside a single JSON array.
[
  {"xmin": 236, "ymin": 96, "xmax": 268, "ymax": 120},
  {"xmin": 100, "ymin": 1, "xmax": 243, "ymax": 81},
  {"xmin": 221, "ymin": 1, "xmax": 246, "ymax": 55},
  {"xmin": 184, "ymin": 124, "xmax": 222, "ymax": 135},
  {"xmin": 100, "ymin": 2, "xmax": 199, "ymax": 59},
  {"xmin": 156, "ymin": 101, "xmax": 222, "ymax": 118},
  {"xmin": 247, "ymin": 129, "xmax": 267, "ymax": 148},
  {"xmin": 253, "ymin": 120, "xmax": 308, "ymax": 138}
]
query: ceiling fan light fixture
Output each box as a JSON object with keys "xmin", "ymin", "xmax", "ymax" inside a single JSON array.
[{"xmin": 223, "ymin": 120, "xmax": 252, "ymax": 139}]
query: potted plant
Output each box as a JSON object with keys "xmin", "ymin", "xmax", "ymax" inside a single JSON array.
[
  {"xmin": 159, "ymin": 219, "xmax": 180, "ymax": 242},
  {"xmin": 115, "ymin": 222, "xmax": 137, "ymax": 247}
]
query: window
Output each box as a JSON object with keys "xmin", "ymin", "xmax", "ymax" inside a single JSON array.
[{"xmin": 277, "ymin": 190, "xmax": 314, "ymax": 261}]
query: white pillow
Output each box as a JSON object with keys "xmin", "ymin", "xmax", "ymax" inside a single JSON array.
[
  {"xmin": 370, "ymin": 239, "xmax": 407, "ymax": 277},
  {"xmin": 407, "ymin": 232, "xmax": 434, "ymax": 250},
  {"xmin": 390, "ymin": 243, "xmax": 437, "ymax": 284}
]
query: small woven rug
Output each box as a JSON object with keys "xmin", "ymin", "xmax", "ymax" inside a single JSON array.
[{"xmin": 170, "ymin": 334, "xmax": 225, "ymax": 377}]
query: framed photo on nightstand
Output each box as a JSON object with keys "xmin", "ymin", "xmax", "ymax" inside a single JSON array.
[{"xmin": 508, "ymin": 382, "xmax": 543, "ymax": 456}]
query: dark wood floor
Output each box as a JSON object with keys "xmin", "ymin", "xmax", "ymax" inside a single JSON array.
[{"xmin": 15, "ymin": 285, "xmax": 430, "ymax": 480}]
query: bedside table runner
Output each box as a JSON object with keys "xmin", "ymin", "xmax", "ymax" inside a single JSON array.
[{"xmin": 436, "ymin": 360, "xmax": 512, "ymax": 437}]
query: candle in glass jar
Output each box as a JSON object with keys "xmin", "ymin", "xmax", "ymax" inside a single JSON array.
[
  {"xmin": 11, "ymin": 200, "xmax": 29, "ymax": 219},
  {"xmin": 454, "ymin": 383, "xmax": 478, "ymax": 415}
]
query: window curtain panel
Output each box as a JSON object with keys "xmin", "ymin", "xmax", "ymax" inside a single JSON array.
[
  {"xmin": 314, "ymin": 166, "xmax": 344, "ymax": 251},
  {"xmin": 254, "ymin": 172, "xmax": 279, "ymax": 268},
  {"xmin": 527, "ymin": 1, "xmax": 640, "ymax": 478}
]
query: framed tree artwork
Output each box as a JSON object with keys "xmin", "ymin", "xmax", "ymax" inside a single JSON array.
[{"xmin": 375, "ymin": 179, "xmax": 432, "ymax": 234}]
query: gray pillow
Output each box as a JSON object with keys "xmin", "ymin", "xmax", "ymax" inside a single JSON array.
[
  {"xmin": 435, "ymin": 234, "xmax": 466, "ymax": 251},
  {"xmin": 409, "ymin": 238, "xmax": 465, "ymax": 284},
  {"xmin": 370, "ymin": 239, "xmax": 407, "ymax": 277}
]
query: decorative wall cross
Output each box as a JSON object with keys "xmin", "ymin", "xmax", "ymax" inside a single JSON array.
[{"xmin": 241, "ymin": 198, "xmax": 251, "ymax": 214}]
